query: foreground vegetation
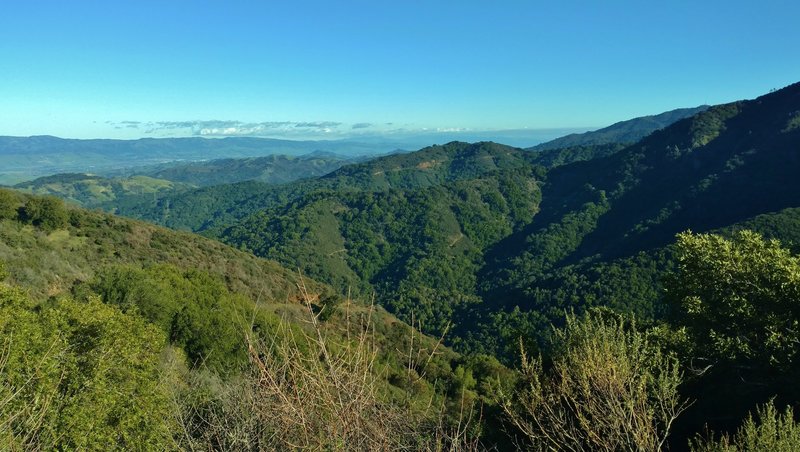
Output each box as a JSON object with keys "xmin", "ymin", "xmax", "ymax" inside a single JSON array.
[
  {"xmin": 2, "ymin": 187, "xmax": 800, "ymax": 449},
  {"xmin": 0, "ymin": 190, "xmax": 498, "ymax": 449}
]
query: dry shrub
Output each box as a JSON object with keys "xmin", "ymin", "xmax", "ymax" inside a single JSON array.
[
  {"xmin": 499, "ymin": 312, "xmax": 690, "ymax": 451},
  {"xmin": 177, "ymin": 280, "xmax": 480, "ymax": 451}
]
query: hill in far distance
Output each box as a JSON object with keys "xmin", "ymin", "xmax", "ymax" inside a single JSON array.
[
  {"xmin": 0, "ymin": 127, "xmax": 585, "ymax": 185},
  {"xmin": 121, "ymin": 153, "xmax": 357, "ymax": 187},
  {"xmin": 531, "ymin": 105, "xmax": 709, "ymax": 151},
  {"xmin": 0, "ymin": 135, "xmax": 395, "ymax": 185},
  {"xmin": 11, "ymin": 152, "xmax": 359, "ymax": 207}
]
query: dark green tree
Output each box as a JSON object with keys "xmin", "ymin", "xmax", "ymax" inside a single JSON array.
[
  {"xmin": 19, "ymin": 196, "xmax": 68, "ymax": 231},
  {"xmin": 0, "ymin": 190, "xmax": 18, "ymax": 221},
  {"xmin": 0, "ymin": 285, "xmax": 175, "ymax": 450},
  {"xmin": 666, "ymin": 230, "xmax": 800, "ymax": 368}
]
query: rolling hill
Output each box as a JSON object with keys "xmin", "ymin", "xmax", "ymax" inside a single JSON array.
[
  {"xmin": 0, "ymin": 135, "xmax": 393, "ymax": 184},
  {"xmin": 4, "ymin": 82, "xmax": 800, "ymax": 449},
  {"xmin": 10, "ymin": 152, "xmax": 356, "ymax": 207},
  {"xmin": 108, "ymin": 141, "xmax": 542, "ymax": 232},
  {"xmin": 12, "ymin": 173, "xmax": 192, "ymax": 207},
  {"xmin": 126, "ymin": 152, "xmax": 353, "ymax": 187},
  {"xmin": 126, "ymin": 82, "xmax": 800, "ymax": 360}
]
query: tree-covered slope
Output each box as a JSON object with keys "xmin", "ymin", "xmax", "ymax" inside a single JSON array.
[
  {"xmin": 528, "ymin": 142, "xmax": 628, "ymax": 168},
  {"xmin": 196, "ymin": 82, "xmax": 800, "ymax": 359},
  {"xmin": 320, "ymin": 141, "xmax": 537, "ymax": 190},
  {"xmin": 0, "ymin": 188, "xmax": 508, "ymax": 449},
  {"xmin": 54, "ymin": 83, "xmax": 800, "ymax": 363},
  {"xmin": 0, "ymin": 188, "xmax": 304, "ymax": 302},
  {"xmin": 110, "ymin": 141, "xmax": 540, "ymax": 231},
  {"xmin": 4, "ymin": 84, "xmax": 800, "ymax": 449},
  {"xmin": 528, "ymin": 81, "xmax": 799, "ymax": 264},
  {"xmin": 471, "ymin": 82, "xmax": 800, "ymax": 350},
  {"xmin": 217, "ymin": 165, "xmax": 543, "ymax": 334},
  {"xmin": 117, "ymin": 152, "xmax": 354, "ymax": 187}
]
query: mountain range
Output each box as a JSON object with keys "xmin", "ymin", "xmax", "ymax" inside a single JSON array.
[
  {"xmin": 89, "ymin": 82, "xmax": 800, "ymax": 361},
  {"xmin": 0, "ymin": 135, "xmax": 395, "ymax": 185}
]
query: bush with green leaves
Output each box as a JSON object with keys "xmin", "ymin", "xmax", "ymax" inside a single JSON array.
[
  {"xmin": 0, "ymin": 189, "xmax": 18, "ymax": 221},
  {"xmin": 666, "ymin": 230, "xmax": 800, "ymax": 367},
  {"xmin": 90, "ymin": 264, "xmax": 271, "ymax": 374},
  {"xmin": 0, "ymin": 284, "xmax": 175, "ymax": 450},
  {"xmin": 19, "ymin": 195, "xmax": 68, "ymax": 231}
]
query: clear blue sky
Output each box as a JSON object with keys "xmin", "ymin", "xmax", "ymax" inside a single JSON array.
[{"xmin": 1, "ymin": 0, "xmax": 798, "ymax": 140}]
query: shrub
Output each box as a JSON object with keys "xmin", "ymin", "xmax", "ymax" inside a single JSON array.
[
  {"xmin": 0, "ymin": 285, "xmax": 176, "ymax": 450},
  {"xmin": 666, "ymin": 230, "xmax": 800, "ymax": 367},
  {"xmin": 690, "ymin": 400, "xmax": 800, "ymax": 451},
  {"xmin": 175, "ymin": 282, "xmax": 480, "ymax": 451},
  {"xmin": 498, "ymin": 310, "xmax": 689, "ymax": 451},
  {"xmin": 19, "ymin": 196, "xmax": 68, "ymax": 231},
  {"xmin": 0, "ymin": 190, "xmax": 18, "ymax": 221}
]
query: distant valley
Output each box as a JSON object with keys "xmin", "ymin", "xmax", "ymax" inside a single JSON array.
[
  {"xmin": 0, "ymin": 135, "xmax": 393, "ymax": 185},
  {"xmin": 0, "ymin": 128, "xmax": 588, "ymax": 185}
]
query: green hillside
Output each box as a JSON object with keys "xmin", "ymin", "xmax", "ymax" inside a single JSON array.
[
  {"xmin": 0, "ymin": 189, "xmax": 301, "ymax": 302},
  {"xmin": 5, "ymin": 83, "xmax": 800, "ymax": 449},
  {"xmin": 528, "ymin": 142, "xmax": 627, "ymax": 168},
  {"xmin": 12, "ymin": 173, "xmax": 191, "ymax": 207},
  {"xmin": 0, "ymin": 188, "xmax": 503, "ymax": 449},
  {"xmin": 217, "ymin": 165, "xmax": 542, "ymax": 334},
  {"xmin": 110, "ymin": 141, "xmax": 540, "ymax": 231},
  {"xmin": 118, "ymin": 152, "xmax": 353, "ymax": 187},
  {"xmin": 172, "ymin": 82, "xmax": 800, "ymax": 361},
  {"xmin": 10, "ymin": 153, "xmax": 356, "ymax": 208},
  {"xmin": 477, "ymin": 82, "xmax": 800, "ymax": 349}
]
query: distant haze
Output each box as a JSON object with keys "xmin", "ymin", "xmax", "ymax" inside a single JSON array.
[{"xmin": 0, "ymin": 129, "xmax": 583, "ymax": 185}]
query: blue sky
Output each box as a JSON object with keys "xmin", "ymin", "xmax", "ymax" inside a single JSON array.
[{"xmin": 1, "ymin": 0, "xmax": 798, "ymax": 141}]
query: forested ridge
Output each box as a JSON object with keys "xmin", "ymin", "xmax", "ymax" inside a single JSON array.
[
  {"xmin": 3, "ymin": 82, "xmax": 800, "ymax": 449},
  {"xmin": 529, "ymin": 105, "xmax": 709, "ymax": 151},
  {"xmin": 116, "ymin": 82, "xmax": 800, "ymax": 361}
]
